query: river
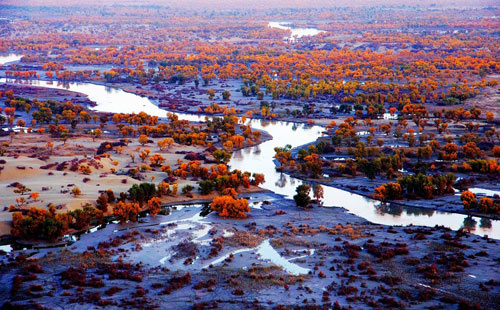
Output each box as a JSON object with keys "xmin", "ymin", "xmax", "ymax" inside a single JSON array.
[
  {"xmin": 0, "ymin": 54, "xmax": 23, "ymax": 65},
  {"xmin": 268, "ymin": 22, "xmax": 325, "ymax": 42},
  {"xmin": 1, "ymin": 78, "xmax": 498, "ymax": 239}
]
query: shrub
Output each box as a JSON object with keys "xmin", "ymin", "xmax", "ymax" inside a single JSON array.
[
  {"xmin": 181, "ymin": 184, "xmax": 194, "ymax": 194},
  {"xmin": 72, "ymin": 187, "xmax": 82, "ymax": 197}
]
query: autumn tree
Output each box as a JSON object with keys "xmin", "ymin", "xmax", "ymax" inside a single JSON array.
[
  {"xmin": 210, "ymin": 195, "xmax": 249, "ymax": 218},
  {"xmin": 313, "ymin": 184, "xmax": 324, "ymax": 205},
  {"xmin": 147, "ymin": 197, "xmax": 161, "ymax": 216},
  {"xmin": 460, "ymin": 190, "xmax": 477, "ymax": 210},
  {"xmin": 212, "ymin": 149, "xmax": 231, "ymax": 163},
  {"xmin": 91, "ymin": 128, "xmax": 102, "ymax": 141},
  {"xmin": 139, "ymin": 134, "xmax": 149, "ymax": 146},
  {"xmin": 149, "ymin": 154, "xmax": 166, "ymax": 166},
  {"xmin": 113, "ymin": 201, "xmax": 141, "ymax": 224}
]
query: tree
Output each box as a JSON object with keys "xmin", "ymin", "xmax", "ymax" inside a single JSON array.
[
  {"xmin": 91, "ymin": 128, "xmax": 102, "ymax": 141},
  {"xmin": 207, "ymin": 89, "xmax": 215, "ymax": 100},
  {"xmin": 11, "ymin": 206, "xmax": 69, "ymax": 241},
  {"xmin": 294, "ymin": 184, "xmax": 311, "ymax": 208},
  {"xmin": 212, "ymin": 149, "xmax": 231, "ymax": 163},
  {"xmin": 158, "ymin": 138, "xmax": 174, "ymax": 151},
  {"xmin": 373, "ymin": 183, "xmax": 402, "ymax": 201},
  {"xmin": 96, "ymin": 193, "xmax": 109, "ymax": 213},
  {"xmin": 463, "ymin": 142, "xmax": 482, "ymax": 159},
  {"xmin": 113, "ymin": 201, "xmax": 141, "ymax": 224},
  {"xmin": 210, "ymin": 195, "xmax": 249, "ymax": 218},
  {"xmin": 478, "ymin": 197, "xmax": 493, "ymax": 213},
  {"xmin": 139, "ymin": 149, "xmax": 151, "ymax": 162},
  {"xmin": 199, "ymin": 180, "xmax": 215, "ymax": 195},
  {"xmin": 147, "ymin": 197, "xmax": 161, "ymax": 216},
  {"xmin": 493, "ymin": 146, "xmax": 500, "ymax": 158},
  {"xmin": 486, "ymin": 111, "xmax": 494, "ymax": 122},
  {"xmin": 222, "ymin": 90, "xmax": 231, "ymax": 101},
  {"xmin": 313, "ymin": 184, "xmax": 324, "ymax": 205},
  {"xmin": 231, "ymin": 135, "xmax": 244, "ymax": 148},
  {"xmin": 30, "ymin": 192, "xmax": 40, "ymax": 201},
  {"xmin": 460, "ymin": 190, "xmax": 476, "ymax": 210},
  {"xmin": 128, "ymin": 183, "xmax": 157, "ymax": 206},
  {"xmin": 149, "ymin": 154, "xmax": 166, "ymax": 166},
  {"xmin": 139, "ymin": 134, "xmax": 149, "ymax": 146}
]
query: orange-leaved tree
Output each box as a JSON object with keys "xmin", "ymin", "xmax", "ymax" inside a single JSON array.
[
  {"xmin": 147, "ymin": 197, "xmax": 161, "ymax": 216},
  {"xmin": 460, "ymin": 190, "xmax": 476, "ymax": 210},
  {"xmin": 113, "ymin": 201, "xmax": 141, "ymax": 223},
  {"xmin": 210, "ymin": 195, "xmax": 249, "ymax": 219}
]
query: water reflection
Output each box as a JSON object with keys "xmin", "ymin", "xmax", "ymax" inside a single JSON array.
[
  {"xmin": 462, "ymin": 216, "xmax": 477, "ymax": 232},
  {"xmin": 275, "ymin": 173, "xmax": 288, "ymax": 188},
  {"xmin": 2, "ymin": 78, "xmax": 500, "ymax": 239},
  {"xmin": 376, "ymin": 203, "xmax": 403, "ymax": 216},
  {"xmin": 405, "ymin": 207, "xmax": 435, "ymax": 217},
  {"xmin": 480, "ymin": 218, "xmax": 492, "ymax": 229}
]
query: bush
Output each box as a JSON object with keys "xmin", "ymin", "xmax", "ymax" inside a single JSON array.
[
  {"xmin": 72, "ymin": 187, "xmax": 82, "ymax": 197},
  {"xmin": 181, "ymin": 184, "xmax": 194, "ymax": 194}
]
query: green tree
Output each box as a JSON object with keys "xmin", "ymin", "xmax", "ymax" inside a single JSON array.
[{"xmin": 293, "ymin": 184, "xmax": 311, "ymax": 208}]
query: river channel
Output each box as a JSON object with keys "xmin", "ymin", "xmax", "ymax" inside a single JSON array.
[{"xmin": 2, "ymin": 78, "xmax": 498, "ymax": 239}]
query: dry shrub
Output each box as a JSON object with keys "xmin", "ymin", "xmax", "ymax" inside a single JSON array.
[{"xmin": 226, "ymin": 231, "xmax": 263, "ymax": 248}]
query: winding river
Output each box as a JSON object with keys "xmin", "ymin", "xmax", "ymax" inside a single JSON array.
[{"xmin": 2, "ymin": 78, "xmax": 499, "ymax": 239}]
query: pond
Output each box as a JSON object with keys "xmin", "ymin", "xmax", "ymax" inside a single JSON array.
[{"xmin": 2, "ymin": 78, "xmax": 499, "ymax": 239}]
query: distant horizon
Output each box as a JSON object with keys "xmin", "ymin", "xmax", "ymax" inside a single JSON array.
[{"xmin": 0, "ymin": 0, "xmax": 498, "ymax": 9}]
